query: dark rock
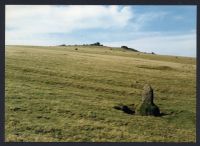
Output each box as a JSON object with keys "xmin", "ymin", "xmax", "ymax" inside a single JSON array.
[
  {"xmin": 139, "ymin": 102, "xmax": 160, "ymax": 116},
  {"xmin": 121, "ymin": 46, "xmax": 129, "ymax": 49},
  {"xmin": 139, "ymin": 84, "xmax": 160, "ymax": 116},
  {"xmin": 121, "ymin": 46, "xmax": 139, "ymax": 52},
  {"xmin": 59, "ymin": 44, "xmax": 66, "ymax": 46},
  {"xmin": 90, "ymin": 42, "xmax": 103, "ymax": 46}
]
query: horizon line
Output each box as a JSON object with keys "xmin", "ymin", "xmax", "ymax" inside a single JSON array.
[{"xmin": 5, "ymin": 44, "xmax": 196, "ymax": 58}]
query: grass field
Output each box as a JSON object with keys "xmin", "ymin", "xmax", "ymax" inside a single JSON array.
[{"xmin": 5, "ymin": 45, "xmax": 196, "ymax": 142}]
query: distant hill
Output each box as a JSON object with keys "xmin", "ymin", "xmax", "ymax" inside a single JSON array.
[
  {"xmin": 121, "ymin": 46, "xmax": 139, "ymax": 52},
  {"xmin": 57, "ymin": 43, "xmax": 139, "ymax": 52}
]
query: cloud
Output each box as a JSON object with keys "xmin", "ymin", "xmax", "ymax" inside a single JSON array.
[
  {"xmin": 130, "ymin": 11, "xmax": 168, "ymax": 30},
  {"xmin": 6, "ymin": 5, "xmax": 133, "ymax": 41},
  {"xmin": 173, "ymin": 15, "xmax": 184, "ymax": 20},
  {"xmin": 6, "ymin": 5, "xmax": 169, "ymax": 45},
  {"xmin": 104, "ymin": 32, "xmax": 196, "ymax": 57},
  {"xmin": 5, "ymin": 5, "xmax": 196, "ymax": 57}
]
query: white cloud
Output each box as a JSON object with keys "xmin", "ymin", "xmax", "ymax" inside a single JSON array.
[
  {"xmin": 131, "ymin": 11, "xmax": 168, "ymax": 30},
  {"xmin": 5, "ymin": 5, "xmax": 196, "ymax": 57},
  {"xmin": 104, "ymin": 32, "xmax": 196, "ymax": 57},
  {"xmin": 173, "ymin": 15, "xmax": 184, "ymax": 20},
  {"xmin": 6, "ymin": 5, "xmax": 133, "ymax": 42},
  {"xmin": 6, "ymin": 5, "xmax": 169, "ymax": 45}
]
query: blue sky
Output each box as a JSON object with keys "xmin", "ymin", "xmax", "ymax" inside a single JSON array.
[{"xmin": 6, "ymin": 5, "xmax": 196, "ymax": 57}]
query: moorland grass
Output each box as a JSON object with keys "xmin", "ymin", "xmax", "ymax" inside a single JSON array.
[{"xmin": 5, "ymin": 45, "xmax": 196, "ymax": 142}]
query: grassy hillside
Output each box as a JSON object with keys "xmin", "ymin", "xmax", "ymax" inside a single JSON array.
[{"xmin": 5, "ymin": 45, "xmax": 196, "ymax": 142}]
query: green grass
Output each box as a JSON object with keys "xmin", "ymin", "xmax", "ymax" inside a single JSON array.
[{"xmin": 5, "ymin": 45, "xmax": 196, "ymax": 142}]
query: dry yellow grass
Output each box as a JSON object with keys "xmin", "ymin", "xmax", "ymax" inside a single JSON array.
[{"xmin": 5, "ymin": 45, "xmax": 196, "ymax": 142}]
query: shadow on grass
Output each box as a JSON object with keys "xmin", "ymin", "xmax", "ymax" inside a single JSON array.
[
  {"xmin": 159, "ymin": 112, "xmax": 171, "ymax": 117},
  {"xmin": 113, "ymin": 104, "xmax": 135, "ymax": 115},
  {"xmin": 113, "ymin": 104, "xmax": 174, "ymax": 117}
]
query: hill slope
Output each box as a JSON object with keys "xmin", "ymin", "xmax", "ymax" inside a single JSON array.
[{"xmin": 5, "ymin": 45, "xmax": 196, "ymax": 142}]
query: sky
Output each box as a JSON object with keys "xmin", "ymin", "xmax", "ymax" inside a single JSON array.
[{"xmin": 6, "ymin": 5, "xmax": 196, "ymax": 57}]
